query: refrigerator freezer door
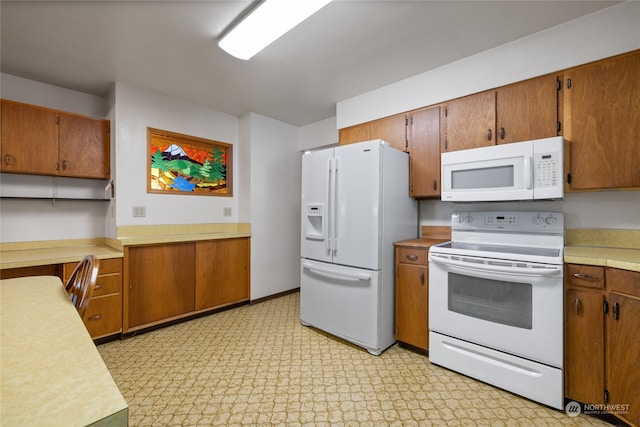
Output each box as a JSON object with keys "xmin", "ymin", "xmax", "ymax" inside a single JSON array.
[
  {"xmin": 300, "ymin": 259, "xmax": 385, "ymax": 354},
  {"xmin": 301, "ymin": 147, "xmax": 334, "ymax": 263},
  {"xmin": 332, "ymin": 140, "xmax": 381, "ymax": 270}
]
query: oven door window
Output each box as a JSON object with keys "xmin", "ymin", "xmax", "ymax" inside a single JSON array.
[{"xmin": 448, "ymin": 273, "xmax": 532, "ymax": 329}]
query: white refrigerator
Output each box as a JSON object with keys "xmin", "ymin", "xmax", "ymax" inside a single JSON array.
[{"xmin": 300, "ymin": 139, "xmax": 417, "ymax": 355}]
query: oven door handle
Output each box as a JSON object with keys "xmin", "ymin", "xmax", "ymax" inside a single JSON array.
[{"xmin": 430, "ymin": 255, "xmax": 561, "ymax": 277}]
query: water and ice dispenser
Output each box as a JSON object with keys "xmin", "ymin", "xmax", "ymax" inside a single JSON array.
[{"xmin": 304, "ymin": 203, "xmax": 325, "ymax": 240}]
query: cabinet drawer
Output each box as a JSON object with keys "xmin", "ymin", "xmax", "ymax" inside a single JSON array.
[
  {"xmin": 607, "ymin": 268, "xmax": 640, "ymax": 297},
  {"xmin": 396, "ymin": 247, "xmax": 428, "ymax": 265},
  {"xmin": 98, "ymin": 257, "xmax": 122, "ymax": 274},
  {"xmin": 84, "ymin": 294, "xmax": 122, "ymax": 339},
  {"xmin": 566, "ymin": 264, "xmax": 605, "ymax": 289},
  {"xmin": 94, "ymin": 273, "xmax": 121, "ymax": 297}
]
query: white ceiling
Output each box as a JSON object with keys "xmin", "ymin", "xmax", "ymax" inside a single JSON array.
[{"xmin": 0, "ymin": 1, "xmax": 619, "ymax": 127}]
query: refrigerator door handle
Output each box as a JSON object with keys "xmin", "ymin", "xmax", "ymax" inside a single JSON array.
[
  {"xmin": 326, "ymin": 158, "xmax": 332, "ymax": 253},
  {"xmin": 302, "ymin": 262, "xmax": 372, "ymax": 282},
  {"xmin": 331, "ymin": 157, "xmax": 338, "ymax": 253}
]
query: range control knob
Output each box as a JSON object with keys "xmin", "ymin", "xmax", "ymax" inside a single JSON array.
[
  {"xmin": 456, "ymin": 215, "xmax": 465, "ymax": 223},
  {"xmin": 546, "ymin": 216, "xmax": 558, "ymax": 225},
  {"xmin": 533, "ymin": 215, "xmax": 545, "ymax": 225},
  {"xmin": 465, "ymin": 215, "xmax": 473, "ymax": 223}
]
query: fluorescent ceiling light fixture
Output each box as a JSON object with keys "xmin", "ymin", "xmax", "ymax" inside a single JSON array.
[{"xmin": 219, "ymin": 0, "xmax": 332, "ymax": 60}]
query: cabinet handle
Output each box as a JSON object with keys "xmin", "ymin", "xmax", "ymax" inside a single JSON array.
[
  {"xmin": 420, "ymin": 272, "xmax": 425, "ymax": 285},
  {"xmin": 499, "ymin": 127, "xmax": 505, "ymax": 140},
  {"xmin": 62, "ymin": 160, "xmax": 68, "ymax": 170},
  {"xmin": 575, "ymin": 298, "xmax": 581, "ymax": 314},
  {"xmin": 432, "ymin": 180, "xmax": 437, "ymax": 191},
  {"xmin": 612, "ymin": 302, "xmax": 619, "ymax": 320},
  {"xmin": 487, "ymin": 128, "xmax": 492, "ymax": 141},
  {"xmin": 406, "ymin": 254, "xmax": 418, "ymax": 261},
  {"xmin": 573, "ymin": 273, "xmax": 599, "ymax": 281},
  {"xmin": 4, "ymin": 154, "xmax": 14, "ymax": 165},
  {"xmin": 94, "ymin": 284, "xmax": 102, "ymax": 290},
  {"xmin": 88, "ymin": 314, "xmax": 102, "ymax": 321}
]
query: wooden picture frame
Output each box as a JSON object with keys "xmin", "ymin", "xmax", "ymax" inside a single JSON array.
[{"xmin": 147, "ymin": 128, "xmax": 232, "ymax": 196}]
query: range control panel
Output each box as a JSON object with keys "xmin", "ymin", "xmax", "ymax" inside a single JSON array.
[{"xmin": 452, "ymin": 211, "xmax": 564, "ymax": 234}]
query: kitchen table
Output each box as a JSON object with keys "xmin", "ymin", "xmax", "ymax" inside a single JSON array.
[{"xmin": 0, "ymin": 275, "xmax": 128, "ymax": 426}]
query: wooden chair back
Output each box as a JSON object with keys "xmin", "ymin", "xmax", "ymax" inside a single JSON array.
[{"xmin": 64, "ymin": 255, "xmax": 100, "ymax": 318}]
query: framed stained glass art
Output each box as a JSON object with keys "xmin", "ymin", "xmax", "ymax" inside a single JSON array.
[{"xmin": 147, "ymin": 128, "xmax": 232, "ymax": 196}]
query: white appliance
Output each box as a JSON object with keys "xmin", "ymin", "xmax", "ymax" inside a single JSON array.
[
  {"xmin": 441, "ymin": 136, "xmax": 563, "ymax": 202},
  {"xmin": 429, "ymin": 211, "xmax": 565, "ymax": 409},
  {"xmin": 300, "ymin": 139, "xmax": 417, "ymax": 355}
]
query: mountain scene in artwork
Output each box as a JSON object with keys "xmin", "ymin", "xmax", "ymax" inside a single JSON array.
[{"xmin": 150, "ymin": 142, "xmax": 227, "ymax": 193}]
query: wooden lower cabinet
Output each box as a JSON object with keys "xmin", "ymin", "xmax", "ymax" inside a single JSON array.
[
  {"xmin": 394, "ymin": 245, "xmax": 429, "ymax": 351},
  {"xmin": 195, "ymin": 238, "xmax": 250, "ymax": 311},
  {"xmin": 63, "ymin": 257, "xmax": 123, "ymax": 340},
  {"xmin": 126, "ymin": 242, "xmax": 196, "ymax": 329},
  {"xmin": 565, "ymin": 264, "xmax": 640, "ymax": 426},
  {"xmin": 0, "ymin": 264, "xmax": 61, "ymax": 279},
  {"xmin": 124, "ymin": 238, "xmax": 250, "ymax": 333}
]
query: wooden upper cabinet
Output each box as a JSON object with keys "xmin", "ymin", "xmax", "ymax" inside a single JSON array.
[
  {"xmin": 441, "ymin": 90, "xmax": 496, "ymax": 152},
  {"xmin": 369, "ymin": 113, "xmax": 407, "ymax": 152},
  {"xmin": 1, "ymin": 100, "xmax": 59, "ymax": 175},
  {"xmin": 408, "ymin": 106, "xmax": 440, "ymax": 198},
  {"xmin": 339, "ymin": 123, "xmax": 370, "ymax": 146},
  {"xmin": 0, "ymin": 99, "xmax": 110, "ymax": 179},
  {"xmin": 339, "ymin": 114, "xmax": 407, "ymax": 152},
  {"xmin": 496, "ymin": 74, "xmax": 559, "ymax": 144},
  {"xmin": 59, "ymin": 113, "xmax": 110, "ymax": 179},
  {"xmin": 563, "ymin": 50, "xmax": 640, "ymax": 190}
]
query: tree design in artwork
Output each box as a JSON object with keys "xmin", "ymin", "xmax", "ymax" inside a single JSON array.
[{"xmin": 148, "ymin": 129, "xmax": 230, "ymax": 195}]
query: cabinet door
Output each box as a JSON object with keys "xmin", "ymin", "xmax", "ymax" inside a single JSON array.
[
  {"xmin": 408, "ymin": 106, "xmax": 440, "ymax": 198},
  {"xmin": 565, "ymin": 288, "xmax": 605, "ymax": 404},
  {"xmin": 127, "ymin": 243, "xmax": 195, "ymax": 328},
  {"xmin": 395, "ymin": 258, "xmax": 428, "ymax": 350},
  {"xmin": 339, "ymin": 123, "xmax": 370, "ymax": 146},
  {"xmin": 0, "ymin": 100, "xmax": 59, "ymax": 175},
  {"xmin": 496, "ymin": 74, "xmax": 559, "ymax": 144},
  {"xmin": 58, "ymin": 113, "xmax": 110, "ymax": 179},
  {"xmin": 607, "ymin": 292, "xmax": 640, "ymax": 426},
  {"xmin": 563, "ymin": 50, "xmax": 640, "ymax": 190},
  {"xmin": 195, "ymin": 238, "xmax": 250, "ymax": 311},
  {"xmin": 441, "ymin": 90, "xmax": 495, "ymax": 152},
  {"xmin": 369, "ymin": 114, "xmax": 407, "ymax": 152}
]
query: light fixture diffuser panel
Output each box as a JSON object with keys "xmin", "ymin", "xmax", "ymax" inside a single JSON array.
[{"xmin": 219, "ymin": 0, "xmax": 332, "ymax": 60}]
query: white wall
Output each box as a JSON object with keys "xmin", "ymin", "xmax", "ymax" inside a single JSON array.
[
  {"xmin": 337, "ymin": 1, "xmax": 640, "ymax": 128},
  {"xmin": 113, "ymin": 83, "xmax": 240, "ymax": 226},
  {"xmin": 0, "ymin": 73, "xmax": 112, "ymax": 243},
  {"xmin": 241, "ymin": 113, "xmax": 302, "ymax": 300},
  {"xmin": 299, "ymin": 116, "xmax": 338, "ymax": 152}
]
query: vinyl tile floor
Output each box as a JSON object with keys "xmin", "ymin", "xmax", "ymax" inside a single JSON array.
[{"xmin": 98, "ymin": 292, "xmax": 613, "ymax": 426}]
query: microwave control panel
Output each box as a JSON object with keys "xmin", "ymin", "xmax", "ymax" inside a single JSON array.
[{"xmin": 534, "ymin": 152, "xmax": 560, "ymax": 188}]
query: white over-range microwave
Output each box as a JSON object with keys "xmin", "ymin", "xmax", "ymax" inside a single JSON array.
[{"xmin": 441, "ymin": 136, "xmax": 563, "ymax": 202}]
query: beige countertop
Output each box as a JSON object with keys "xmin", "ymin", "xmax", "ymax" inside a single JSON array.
[
  {"xmin": 564, "ymin": 228, "xmax": 640, "ymax": 272},
  {"xmin": 1, "ymin": 275, "xmax": 128, "ymax": 426},
  {"xmin": 0, "ymin": 223, "xmax": 251, "ymax": 270},
  {"xmin": 564, "ymin": 246, "xmax": 640, "ymax": 272}
]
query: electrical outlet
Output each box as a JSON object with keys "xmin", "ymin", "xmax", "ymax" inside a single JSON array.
[
  {"xmin": 132, "ymin": 206, "xmax": 146, "ymax": 217},
  {"xmin": 223, "ymin": 207, "xmax": 232, "ymax": 217}
]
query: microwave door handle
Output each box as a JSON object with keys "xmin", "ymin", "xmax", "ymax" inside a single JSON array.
[
  {"xmin": 430, "ymin": 255, "xmax": 561, "ymax": 277},
  {"xmin": 524, "ymin": 156, "xmax": 533, "ymax": 190}
]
